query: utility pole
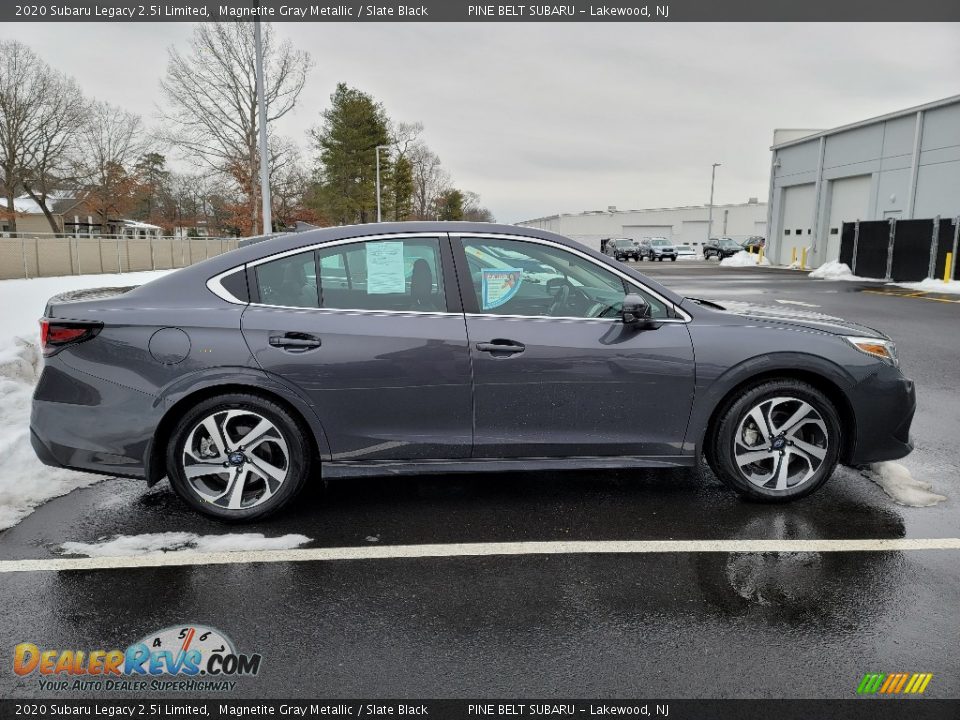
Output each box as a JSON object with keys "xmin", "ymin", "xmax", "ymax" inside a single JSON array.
[
  {"xmin": 254, "ymin": 19, "xmax": 272, "ymax": 235},
  {"xmin": 707, "ymin": 163, "xmax": 721, "ymax": 242}
]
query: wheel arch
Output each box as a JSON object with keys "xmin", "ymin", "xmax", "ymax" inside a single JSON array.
[
  {"xmin": 145, "ymin": 373, "xmax": 330, "ymax": 485},
  {"xmin": 698, "ymin": 365, "xmax": 857, "ymax": 466}
]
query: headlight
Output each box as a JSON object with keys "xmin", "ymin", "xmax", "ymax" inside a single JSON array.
[{"xmin": 845, "ymin": 336, "xmax": 899, "ymax": 367}]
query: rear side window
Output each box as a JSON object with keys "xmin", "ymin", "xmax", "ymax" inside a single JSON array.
[
  {"xmin": 255, "ymin": 252, "xmax": 319, "ymax": 308},
  {"xmin": 317, "ymin": 237, "xmax": 446, "ymax": 312}
]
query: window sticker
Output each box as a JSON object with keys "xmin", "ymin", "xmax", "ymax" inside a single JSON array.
[
  {"xmin": 366, "ymin": 241, "xmax": 406, "ymax": 294},
  {"xmin": 481, "ymin": 268, "xmax": 523, "ymax": 309}
]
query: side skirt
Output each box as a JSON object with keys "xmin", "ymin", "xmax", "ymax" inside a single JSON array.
[{"xmin": 321, "ymin": 455, "xmax": 695, "ymax": 479}]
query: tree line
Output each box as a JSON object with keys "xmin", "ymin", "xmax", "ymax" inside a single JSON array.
[{"xmin": 0, "ymin": 25, "xmax": 492, "ymax": 238}]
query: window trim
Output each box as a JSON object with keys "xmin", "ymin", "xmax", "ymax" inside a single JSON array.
[{"xmin": 451, "ymin": 233, "xmax": 691, "ymax": 323}]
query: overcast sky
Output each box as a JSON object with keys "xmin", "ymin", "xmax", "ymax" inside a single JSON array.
[{"xmin": 10, "ymin": 22, "xmax": 960, "ymax": 222}]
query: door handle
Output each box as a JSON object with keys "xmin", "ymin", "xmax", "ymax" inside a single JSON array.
[
  {"xmin": 476, "ymin": 339, "xmax": 525, "ymax": 355},
  {"xmin": 269, "ymin": 333, "xmax": 322, "ymax": 351}
]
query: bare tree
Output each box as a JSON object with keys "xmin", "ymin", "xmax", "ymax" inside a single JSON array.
[
  {"xmin": 0, "ymin": 40, "xmax": 86, "ymax": 234},
  {"xmin": 73, "ymin": 101, "xmax": 149, "ymax": 229},
  {"xmin": 160, "ymin": 22, "xmax": 312, "ymax": 234},
  {"xmin": 408, "ymin": 142, "xmax": 450, "ymax": 220}
]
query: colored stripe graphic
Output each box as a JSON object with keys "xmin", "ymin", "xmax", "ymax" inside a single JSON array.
[{"xmin": 857, "ymin": 672, "xmax": 932, "ymax": 695}]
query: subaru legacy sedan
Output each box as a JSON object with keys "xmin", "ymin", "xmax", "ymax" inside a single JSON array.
[{"xmin": 31, "ymin": 222, "xmax": 914, "ymax": 520}]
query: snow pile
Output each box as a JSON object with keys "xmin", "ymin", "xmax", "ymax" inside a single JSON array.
[
  {"xmin": 0, "ymin": 271, "xmax": 170, "ymax": 531},
  {"xmin": 60, "ymin": 532, "xmax": 312, "ymax": 557},
  {"xmin": 808, "ymin": 261, "xmax": 878, "ymax": 282},
  {"xmin": 892, "ymin": 278, "xmax": 960, "ymax": 296},
  {"xmin": 719, "ymin": 250, "xmax": 770, "ymax": 267},
  {"xmin": 862, "ymin": 462, "xmax": 947, "ymax": 508}
]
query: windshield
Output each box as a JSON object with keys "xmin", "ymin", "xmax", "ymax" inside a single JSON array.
[
  {"xmin": 720, "ymin": 239, "xmax": 740, "ymax": 247},
  {"xmin": 651, "ymin": 238, "xmax": 670, "ymax": 246}
]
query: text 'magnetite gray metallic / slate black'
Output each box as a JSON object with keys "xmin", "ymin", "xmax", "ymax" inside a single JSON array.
[{"xmin": 30, "ymin": 222, "xmax": 915, "ymax": 520}]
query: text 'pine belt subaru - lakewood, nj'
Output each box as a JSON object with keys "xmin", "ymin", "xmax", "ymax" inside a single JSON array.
[{"xmin": 32, "ymin": 222, "xmax": 914, "ymax": 520}]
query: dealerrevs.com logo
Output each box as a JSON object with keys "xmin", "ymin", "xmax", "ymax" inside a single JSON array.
[
  {"xmin": 13, "ymin": 625, "xmax": 261, "ymax": 693},
  {"xmin": 857, "ymin": 672, "xmax": 934, "ymax": 695}
]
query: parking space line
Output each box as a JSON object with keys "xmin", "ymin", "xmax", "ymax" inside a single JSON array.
[{"xmin": 2, "ymin": 538, "xmax": 959, "ymax": 574}]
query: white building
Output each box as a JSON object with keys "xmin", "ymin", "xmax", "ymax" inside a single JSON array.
[
  {"xmin": 517, "ymin": 200, "xmax": 768, "ymax": 252},
  {"xmin": 767, "ymin": 94, "xmax": 960, "ymax": 268}
]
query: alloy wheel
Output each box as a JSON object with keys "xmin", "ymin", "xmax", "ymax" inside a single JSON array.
[
  {"xmin": 733, "ymin": 396, "xmax": 829, "ymax": 491},
  {"xmin": 181, "ymin": 409, "xmax": 290, "ymax": 510}
]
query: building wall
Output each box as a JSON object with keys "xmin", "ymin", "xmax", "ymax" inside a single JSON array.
[
  {"xmin": 518, "ymin": 202, "xmax": 768, "ymax": 252},
  {"xmin": 769, "ymin": 97, "xmax": 960, "ymax": 268}
]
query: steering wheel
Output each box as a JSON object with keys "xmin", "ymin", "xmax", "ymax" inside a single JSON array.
[{"xmin": 547, "ymin": 281, "xmax": 571, "ymax": 316}]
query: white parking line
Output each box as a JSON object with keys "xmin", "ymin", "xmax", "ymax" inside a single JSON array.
[{"xmin": 2, "ymin": 537, "xmax": 959, "ymax": 574}]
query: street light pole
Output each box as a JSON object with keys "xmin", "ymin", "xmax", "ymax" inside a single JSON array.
[
  {"xmin": 707, "ymin": 163, "xmax": 721, "ymax": 243},
  {"xmin": 375, "ymin": 145, "xmax": 388, "ymax": 222},
  {"xmin": 254, "ymin": 19, "xmax": 272, "ymax": 235}
]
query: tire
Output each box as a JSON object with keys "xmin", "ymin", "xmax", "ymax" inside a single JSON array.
[
  {"xmin": 657, "ymin": 256, "xmax": 663, "ymax": 262},
  {"xmin": 706, "ymin": 380, "xmax": 841, "ymax": 502},
  {"xmin": 670, "ymin": 257, "xmax": 677, "ymax": 262},
  {"xmin": 166, "ymin": 393, "xmax": 312, "ymax": 521}
]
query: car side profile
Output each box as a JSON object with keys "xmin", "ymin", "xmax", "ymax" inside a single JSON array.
[
  {"xmin": 703, "ymin": 237, "xmax": 743, "ymax": 260},
  {"xmin": 31, "ymin": 222, "xmax": 915, "ymax": 520}
]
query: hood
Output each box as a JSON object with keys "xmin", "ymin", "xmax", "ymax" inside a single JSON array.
[{"xmin": 689, "ymin": 299, "xmax": 887, "ymax": 338}]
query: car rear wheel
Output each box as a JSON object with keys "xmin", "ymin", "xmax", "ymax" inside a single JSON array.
[
  {"xmin": 707, "ymin": 380, "xmax": 841, "ymax": 502},
  {"xmin": 670, "ymin": 257, "xmax": 677, "ymax": 262},
  {"xmin": 166, "ymin": 393, "xmax": 312, "ymax": 521}
]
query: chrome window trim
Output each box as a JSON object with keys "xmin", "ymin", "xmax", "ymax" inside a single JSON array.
[
  {"xmin": 245, "ymin": 305, "xmax": 460, "ymax": 318},
  {"xmin": 456, "ymin": 232, "xmax": 692, "ymax": 323}
]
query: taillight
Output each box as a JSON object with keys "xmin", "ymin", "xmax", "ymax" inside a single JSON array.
[{"xmin": 39, "ymin": 319, "xmax": 102, "ymax": 356}]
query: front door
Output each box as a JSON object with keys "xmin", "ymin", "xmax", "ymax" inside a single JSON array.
[
  {"xmin": 241, "ymin": 234, "xmax": 473, "ymax": 461},
  {"xmin": 454, "ymin": 235, "xmax": 696, "ymax": 459}
]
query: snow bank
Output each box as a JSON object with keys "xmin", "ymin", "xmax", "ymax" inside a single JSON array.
[
  {"xmin": 719, "ymin": 250, "xmax": 770, "ymax": 267},
  {"xmin": 0, "ymin": 271, "xmax": 170, "ymax": 531},
  {"xmin": 891, "ymin": 278, "xmax": 960, "ymax": 295},
  {"xmin": 808, "ymin": 261, "xmax": 878, "ymax": 282},
  {"xmin": 61, "ymin": 532, "xmax": 312, "ymax": 557},
  {"xmin": 862, "ymin": 462, "xmax": 947, "ymax": 508}
]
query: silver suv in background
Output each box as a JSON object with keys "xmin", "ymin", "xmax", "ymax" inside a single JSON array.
[{"xmin": 640, "ymin": 237, "xmax": 679, "ymax": 262}]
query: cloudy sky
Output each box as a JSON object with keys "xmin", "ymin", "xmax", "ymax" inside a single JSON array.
[{"xmin": 10, "ymin": 22, "xmax": 960, "ymax": 222}]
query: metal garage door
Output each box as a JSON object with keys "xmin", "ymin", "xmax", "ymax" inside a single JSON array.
[
  {"xmin": 779, "ymin": 184, "xmax": 815, "ymax": 265},
  {"xmin": 681, "ymin": 221, "xmax": 709, "ymax": 247},
  {"xmin": 825, "ymin": 175, "xmax": 872, "ymax": 263},
  {"xmin": 623, "ymin": 225, "xmax": 674, "ymax": 243}
]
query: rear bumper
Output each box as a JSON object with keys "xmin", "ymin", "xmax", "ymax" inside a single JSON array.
[{"xmin": 846, "ymin": 372, "xmax": 916, "ymax": 465}]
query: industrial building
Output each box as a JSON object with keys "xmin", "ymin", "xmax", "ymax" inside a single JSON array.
[
  {"xmin": 767, "ymin": 94, "xmax": 960, "ymax": 268},
  {"xmin": 517, "ymin": 200, "xmax": 767, "ymax": 252}
]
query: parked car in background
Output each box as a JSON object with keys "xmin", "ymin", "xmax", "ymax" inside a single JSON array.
[
  {"xmin": 703, "ymin": 237, "xmax": 743, "ymax": 260},
  {"xmin": 31, "ymin": 222, "xmax": 914, "ymax": 520},
  {"xmin": 604, "ymin": 237, "xmax": 640, "ymax": 262},
  {"xmin": 741, "ymin": 236, "xmax": 766, "ymax": 252},
  {"xmin": 675, "ymin": 244, "xmax": 698, "ymax": 260},
  {"xmin": 639, "ymin": 237, "xmax": 678, "ymax": 262}
]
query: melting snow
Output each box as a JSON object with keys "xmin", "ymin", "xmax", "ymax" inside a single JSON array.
[
  {"xmin": 891, "ymin": 278, "xmax": 960, "ymax": 295},
  {"xmin": 808, "ymin": 261, "xmax": 877, "ymax": 282},
  {"xmin": 862, "ymin": 462, "xmax": 947, "ymax": 508},
  {"xmin": 719, "ymin": 250, "xmax": 770, "ymax": 267},
  {"xmin": 60, "ymin": 532, "xmax": 313, "ymax": 557}
]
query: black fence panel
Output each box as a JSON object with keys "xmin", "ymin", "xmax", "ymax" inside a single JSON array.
[
  {"xmin": 852, "ymin": 221, "xmax": 891, "ymax": 279},
  {"xmin": 890, "ymin": 219, "xmax": 934, "ymax": 282},
  {"xmin": 839, "ymin": 223, "xmax": 855, "ymax": 267},
  {"xmin": 931, "ymin": 220, "xmax": 959, "ymax": 281}
]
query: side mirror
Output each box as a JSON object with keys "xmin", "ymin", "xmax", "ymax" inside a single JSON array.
[{"xmin": 621, "ymin": 293, "xmax": 650, "ymax": 324}]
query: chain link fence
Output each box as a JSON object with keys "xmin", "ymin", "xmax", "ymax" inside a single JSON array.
[{"xmin": 0, "ymin": 234, "xmax": 241, "ymax": 280}]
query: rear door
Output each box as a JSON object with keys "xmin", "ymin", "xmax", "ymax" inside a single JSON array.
[
  {"xmin": 241, "ymin": 234, "xmax": 473, "ymax": 461},
  {"xmin": 452, "ymin": 233, "xmax": 696, "ymax": 459}
]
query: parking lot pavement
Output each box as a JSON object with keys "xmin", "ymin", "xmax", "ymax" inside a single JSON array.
[{"xmin": 1, "ymin": 261, "xmax": 957, "ymax": 699}]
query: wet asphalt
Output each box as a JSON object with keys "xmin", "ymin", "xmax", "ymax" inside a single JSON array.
[{"xmin": 1, "ymin": 261, "xmax": 958, "ymax": 700}]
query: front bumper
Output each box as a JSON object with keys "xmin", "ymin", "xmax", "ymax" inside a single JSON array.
[{"xmin": 846, "ymin": 372, "xmax": 916, "ymax": 465}]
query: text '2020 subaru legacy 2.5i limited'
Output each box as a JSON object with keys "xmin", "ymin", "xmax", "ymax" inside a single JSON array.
[{"xmin": 31, "ymin": 223, "xmax": 915, "ymax": 520}]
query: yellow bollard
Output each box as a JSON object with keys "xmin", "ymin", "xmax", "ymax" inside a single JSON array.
[
  {"xmin": 758, "ymin": 247, "xmax": 765, "ymax": 265},
  {"xmin": 791, "ymin": 247, "xmax": 797, "ymax": 267},
  {"xmin": 748, "ymin": 245, "xmax": 754, "ymax": 254},
  {"xmin": 801, "ymin": 247, "xmax": 808, "ymax": 270},
  {"xmin": 946, "ymin": 252, "xmax": 953, "ymax": 283}
]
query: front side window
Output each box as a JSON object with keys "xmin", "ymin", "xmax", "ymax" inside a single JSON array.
[
  {"xmin": 462, "ymin": 237, "xmax": 669, "ymax": 319},
  {"xmin": 317, "ymin": 237, "xmax": 446, "ymax": 312}
]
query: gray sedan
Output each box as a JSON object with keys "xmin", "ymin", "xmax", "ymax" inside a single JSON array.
[{"xmin": 31, "ymin": 222, "xmax": 914, "ymax": 520}]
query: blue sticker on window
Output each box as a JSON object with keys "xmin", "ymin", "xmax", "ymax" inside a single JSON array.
[{"xmin": 481, "ymin": 268, "xmax": 523, "ymax": 310}]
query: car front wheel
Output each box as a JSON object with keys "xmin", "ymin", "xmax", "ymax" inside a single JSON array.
[
  {"xmin": 166, "ymin": 393, "xmax": 312, "ymax": 520},
  {"xmin": 708, "ymin": 380, "xmax": 841, "ymax": 502}
]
